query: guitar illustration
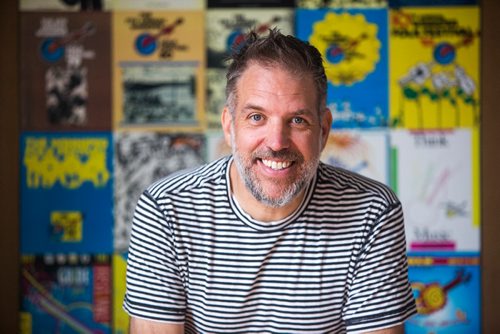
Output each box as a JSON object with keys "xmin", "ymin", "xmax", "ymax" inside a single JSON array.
[
  {"xmin": 412, "ymin": 269, "xmax": 471, "ymax": 315},
  {"xmin": 226, "ymin": 16, "xmax": 283, "ymax": 52},
  {"xmin": 134, "ymin": 18, "xmax": 184, "ymax": 56},
  {"xmin": 40, "ymin": 22, "xmax": 96, "ymax": 62}
]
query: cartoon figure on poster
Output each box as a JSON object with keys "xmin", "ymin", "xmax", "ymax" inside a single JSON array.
[
  {"xmin": 296, "ymin": 9, "xmax": 388, "ymax": 128},
  {"xmin": 390, "ymin": 8, "xmax": 480, "ymax": 129}
]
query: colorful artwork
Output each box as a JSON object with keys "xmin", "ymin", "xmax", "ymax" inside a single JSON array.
[
  {"xmin": 105, "ymin": 0, "xmax": 203, "ymax": 10},
  {"xmin": 321, "ymin": 129, "xmax": 389, "ymax": 184},
  {"xmin": 20, "ymin": 12, "xmax": 112, "ymax": 131},
  {"xmin": 296, "ymin": 8, "xmax": 389, "ymax": 128},
  {"xmin": 20, "ymin": 254, "xmax": 111, "ymax": 334},
  {"xmin": 207, "ymin": 0, "xmax": 295, "ymax": 7},
  {"xmin": 113, "ymin": 131, "xmax": 206, "ymax": 252},
  {"xmin": 297, "ymin": 0, "xmax": 387, "ymax": 8},
  {"xmin": 206, "ymin": 8, "xmax": 293, "ymax": 129},
  {"xmin": 406, "ymin": 255, "xmax": 480, "ymax": 334},
  {"xmin": 20, "ymin": 0, "xmax": 108, "ymax": 11},
  {"xmin": 20, "ymin": 132, "xmax": 114, "ymax": 254},
  {"xmin": 112, "ymin": 11, "xmax": 206, "ymax": 132},
  {"xmin": 389, "ymin": 0, "xmax": 477, "ymax": 7},
  {"xmin": 390, "ymin": 129, "xmax": 480, "ymax": 253},
  {"xmin": 112, "ymin": 253, "xmax": 129, "ymax": 334},
  {"xmin": 389, "ymin": 7, "xmax": 480, "ymax": 129}
]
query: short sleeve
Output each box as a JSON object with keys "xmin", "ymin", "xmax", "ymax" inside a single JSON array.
[
  {"xmin": 122, "ymin": 190, "xmax": 186, "ymax": 323},
  {"xmin": 343, "ymin": 202, "xmax": 417, "ymax": 333}
]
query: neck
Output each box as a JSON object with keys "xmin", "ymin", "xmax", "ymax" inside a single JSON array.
[{"xmin": 229, "ymin": 162, "xmax": 306, "ymax": 222}]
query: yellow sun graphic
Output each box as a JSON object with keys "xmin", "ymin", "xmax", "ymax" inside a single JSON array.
[{"xmin": 310, "ymin": 12, "xmax": 381, "ymax": 86}]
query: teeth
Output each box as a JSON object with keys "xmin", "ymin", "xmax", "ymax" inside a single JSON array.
[{"xmin": 262, "ymin": 159, "xmax": 291, "ymax": 170}]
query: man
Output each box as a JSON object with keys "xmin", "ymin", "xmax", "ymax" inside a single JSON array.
[{"xmin": 123, "ymin": 29, "xmax": 417, "ymax": 333}]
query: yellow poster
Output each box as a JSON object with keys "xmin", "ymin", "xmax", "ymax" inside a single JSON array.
[
  {"xmin": 389, "ymin": 7, "xmax": 480, "ymax": 129},
  {"xmin": 112, "ymin": 11, "xmax": 206, "ymax": 132}
]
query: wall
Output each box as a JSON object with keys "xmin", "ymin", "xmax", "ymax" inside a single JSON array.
[{"xmin": 1, "ymin": 0, "xmax": 499, "ymax": 332}]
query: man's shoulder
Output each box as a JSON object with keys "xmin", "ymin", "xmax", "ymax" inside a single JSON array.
[
  {"xmin": 317, "ymin": 162, "xmax": 399, "ymax": 205},
  {"xmin": 146, "ymin": 156, "xmax": 230, "ymax": 199}
]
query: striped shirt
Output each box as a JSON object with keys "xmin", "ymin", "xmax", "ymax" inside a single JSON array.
[{"xmin": 123, "ymin": 156, "xmax": 417, "ymax": 333}]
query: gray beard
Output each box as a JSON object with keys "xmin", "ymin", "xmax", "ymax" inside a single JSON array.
[{"xmin": 231, "ymin": 136, "xmax": 319, "ymax": 208}]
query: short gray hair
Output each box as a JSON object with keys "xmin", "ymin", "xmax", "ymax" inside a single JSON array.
[{"xmin": 225, "ymin": 28, "xmax": 328, "ymax": 115}]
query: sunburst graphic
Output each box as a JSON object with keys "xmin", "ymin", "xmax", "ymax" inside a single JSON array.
[{"xmin": 310, "ymin": 12, "xmax": 380, "ymax": 86}]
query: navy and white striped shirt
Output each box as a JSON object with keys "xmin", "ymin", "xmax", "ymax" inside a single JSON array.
[{"xmin": 123, "ymin": 156, "xmax": 416, "ymax": 333}]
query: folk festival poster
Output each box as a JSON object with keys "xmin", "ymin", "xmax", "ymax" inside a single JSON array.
[{"xmin": 389, "ymin": 6, "xmax": 480, "ymax": 129}]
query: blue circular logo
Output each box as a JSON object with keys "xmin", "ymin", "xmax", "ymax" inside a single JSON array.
[
  {"xmin": 135, "ymin": 33, "xmax": 157, "ymax": 56},
  {"xmin": 40, "ymin": 38, "xmax": 65, "ymax": 62},
  {"xmin": 326, "ymin": 44, "xmax": 345, "ymax": 64},
  {"xmin": 226, "ymin": 30, "xmax": 246, "ymax": 52},
  {"xmin": 433, "ymin": 42, "xmax": 456, "ymax": 65}
]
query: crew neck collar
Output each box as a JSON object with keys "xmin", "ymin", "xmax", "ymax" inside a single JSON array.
[{"xmin": 225, "ymin": 157, "xmax": 316, "ymax": 231}]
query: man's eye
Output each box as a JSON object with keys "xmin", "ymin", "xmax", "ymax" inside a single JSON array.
[
  {"xmin": 292, "ymin": 117, "xmax": 305, "ymax": 124},
  {"xmin": 250, "ymin": 114, "xmax": 263, "ymax": 122}
]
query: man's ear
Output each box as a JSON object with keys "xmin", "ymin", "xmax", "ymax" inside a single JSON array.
[
  {"xmin": 320, "ymin": 108, "xmax": 333, "ymax": 150},
  {"xmin": 221, "ymin": 106, "xmax": 233, "ymax": 147}
]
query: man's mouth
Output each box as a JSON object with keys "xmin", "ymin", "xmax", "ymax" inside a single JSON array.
[{"xmin": 261, "ymin": 159, "xmax": 292, "ymax": 171}]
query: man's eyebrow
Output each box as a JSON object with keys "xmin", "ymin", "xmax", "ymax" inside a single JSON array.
[{"xmin": 241, "ymin": 103, "xmax": 264, "ymax": 113}]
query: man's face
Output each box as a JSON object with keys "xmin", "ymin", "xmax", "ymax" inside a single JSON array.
[{"xmin": 222, "ymin": 62, "xmax": 332, "ymax": 208}]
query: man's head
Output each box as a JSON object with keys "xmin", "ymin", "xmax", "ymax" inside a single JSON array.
[
  {"xmin": 221, "ymin": 29, "xmax": 332, "ymax": 212},
  {"xmin": 225, "ymin": 28, "xmax": 328, "ymax": 116}
]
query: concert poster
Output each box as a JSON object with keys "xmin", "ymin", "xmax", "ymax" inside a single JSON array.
[
  {"xmin": 20, "ymin": 12, "xmax": 112, "ymax": 131},
  {"xmin": 112, "ymin": 11, "xmax": 206, "ymax": 132},
  {"xmin": 205, "ymin": 7, "xmax": 293, "ymax": 129},
  {"xmin": 113, "ymin": 131, "xmax": 206, "ymax": 252},
  {"xmin": 390, "ymin": 128, "xmax": 480, "ymax": 253},
  {"xmin": 405, "ymin": 254, "xmax": 480, "ymax": 334},
  {"xmin": 112, "ymin": 253, "xmax": 129, "ymax": 334},
  {"xmin": 296, "ymin": 8, "xmax": 389, "ymax": 129},
  {"xmin": 321, "ymin": 129, "xmax": 390, "ymax": 185},
  {"xmin": 389, "ymin": 6, "xmax": 480, "ymax": 129},
  {"xmin": 20, "ymin": 254, "xmax": 112, "ymax": 334},
  {"xmin": 296, "ymin": 0, "xmax": 387, "ymax": 8},
  {"xmin": 20, "ymin": 132, "xmax": 114, "ymax": 254}
]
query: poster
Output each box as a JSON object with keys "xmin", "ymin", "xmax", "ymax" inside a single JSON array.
[
  {"xmin": 20, "ymin": 132, "xmax": 114, "ymax": 254},
  {"xmin": 406, "ymin": 255, "xmax": 480, "ymax": 334},
  {"xmin": 297, "ymin": 0, "xmax": 387, "ymax": 8},
  {"xmin": 105, "ymin": 0, "xmax": 203, "ymax": 10},
  {"xmin": 20, "ymin": 0, "xmax": 108, "ymax": 11},
  {"xmin": 112, "ymin": 11, "xmax": 206, "ymax": 132},
  {"xmin": 321, "ymin": 129, "xmax": 389, "ymax": 184},
  {"xmin": 206, "ymin": 8, "xmax": 294, "ymax": 129},
  {"xmin": 296, "ymin": 8, "xmax": 389, "ymax": 128},
  {"xmin": 20, "ymin": 254, "xmax": 111, "ymax": 334},
  {"xmin": 112, "ymin": 253, "xmax": 129, "ymax": 334},
  {"xmin": 20, "ymin": 12, "xmax": 112, "ymax": 131},
  {"xmin": 389, "ymin": 7, "xmax": 480, "ymax": 129},
  {"xmin": 390, "ymin": 129, "xmax": 480, "ymax": 253},
  {"xmin": 113, "ymin": 131, "xmax": 206, "ymax": 252}
]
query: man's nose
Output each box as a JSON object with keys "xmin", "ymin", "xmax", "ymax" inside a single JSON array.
[{"xmin": 265, "ymin": 120, "xmax": 290, "ymax": 151}]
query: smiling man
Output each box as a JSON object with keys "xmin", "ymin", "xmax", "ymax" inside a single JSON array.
[{"xmin": 123, "ymin": 29, "xmax": 417, "ymax": 333}]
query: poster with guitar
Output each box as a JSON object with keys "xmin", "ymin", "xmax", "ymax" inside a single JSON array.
[
  {"xmin": 112, "ymin": 11, "xmax": 206, "ymax": 132},
  {"xmin": 20, "ymin": 12, "xmax": 112, "ymax": 131},
  {"xmin": 406, "ymin": 254, "xmax": 480, "ymax": 334}
]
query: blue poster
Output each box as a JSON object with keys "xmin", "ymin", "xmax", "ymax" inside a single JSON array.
[
  {"xmin": 406, "ymin": 254, "xmax": 481, "ymax": 334},
  {"xmin": 20, "ymin": 132, "xmax": 113, "ymax": 254},
  {"xmin": 20, "ymin": 254, "xmax": 112, "ymax": 334},
  {"xmin": 296, "ymin": 8, "xmax": 389, "ymax": 128}
]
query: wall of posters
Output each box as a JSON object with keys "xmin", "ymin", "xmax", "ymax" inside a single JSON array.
[{"xmin": 17, "ymin": 2, "xmax": 481, "ymax": 333}]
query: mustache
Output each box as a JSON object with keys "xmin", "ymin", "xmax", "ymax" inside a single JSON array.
[{"xmin": 252, "ymin": 149, "xmax": 303, "ymax": 161}]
